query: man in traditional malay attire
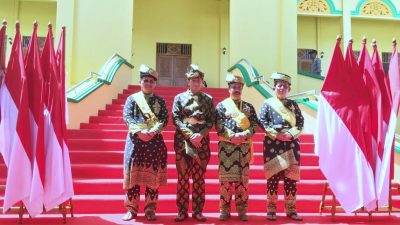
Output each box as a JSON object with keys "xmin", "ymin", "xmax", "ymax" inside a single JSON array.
[
  {"xmin": 215, "ymin": 73, "xmax": 258, "ymax": 221},
  {"xmin": 259, "ymin": 72, "xmax": 304, "ymax": 221},
  {"xmin": 172, "ymin": 64, "xmax": 215, "ymax": 222},
  {"xmin": 122, "ymin": 65, "xmax": 168, "ymax": 221}
]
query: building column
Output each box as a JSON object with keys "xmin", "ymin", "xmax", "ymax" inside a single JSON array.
[
  {"xmin": 219, "ymin": 0, "xmax": 229, "ymax": 87},
  {"xmin": 342, "ymin": 0, "xmax": 352, "ymax": 50},
  {"xmin": 56, "ymin": 0, "xmax": 75, "ymax": 87}
]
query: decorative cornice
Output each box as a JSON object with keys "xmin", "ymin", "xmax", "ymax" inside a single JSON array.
[
  {"xmin": 352, "ymin": 0, "xmax": 400, "ymax": 18},
  {"xmin": 297, "ymin": 0, "xmax": 342, "ymax": 15},
  {"xmin": 361, "ymin": 0, "xmax": 391, "ymax": 16},
  {"xmin": 298, "ymin": 0, "xmax": 330, "ymax": 14}
]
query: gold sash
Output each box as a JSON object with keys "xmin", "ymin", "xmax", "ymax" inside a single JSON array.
[
  {"xmin": 221, "ymin": 98, "xmax": 250, "ymax": 130},
  {"xmin": 132, "ymin": 92, "xmax": 158, "ymax": 128},
  {"xmin": 220, "ymin": 98, "xmax": 253, "ymax": 164},
  {"xmin": 266, "ymin": 97, "xmax": 296, "ymax": 127}
]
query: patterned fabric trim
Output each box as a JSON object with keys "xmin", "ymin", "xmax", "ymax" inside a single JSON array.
[
  {"xmin": 126, "ymin": 166, "xmax": 167, "ymax": 190},
  {"xmin": 263, "ymin": 150, "xmax": 300, "ymax": 181}
]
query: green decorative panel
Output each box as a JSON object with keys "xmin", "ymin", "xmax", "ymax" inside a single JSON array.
[
  {"xmin": 298, "ymin": 70, "xmax": 325, "ymax": 80},
  {"xmin": 67, "ymin": 53, "xmax": 134, "ymax": 103}
]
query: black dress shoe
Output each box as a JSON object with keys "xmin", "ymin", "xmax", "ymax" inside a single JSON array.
[
  {"xmin": 287, "ymin": 212, "xmax": 303, "ymax": 221},
  {"xmin": 239, "ymin": 213, "xmax": 248, "ymax": 221},
  {"xmin": 174, "ymin": 212, "xmax": 188, "ymax": 222},
  {"xmin": 266, "ymin": 212, "xmax": 276, "ymax": 221},
  {"xmin": 145, "ymin": 211, "xmax": 157, "ymax": 221}
]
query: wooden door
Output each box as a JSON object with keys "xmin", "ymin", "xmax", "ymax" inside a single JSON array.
[
  {"xmin": 157, "ymin": 55, "xmax": 174, "ymax": 86},
  {"xmin": 156, "ymin": 43, "xmax": 191, "ymax": 87}
]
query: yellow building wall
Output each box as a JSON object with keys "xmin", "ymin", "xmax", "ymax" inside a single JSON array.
[
  {"xmin": 398, "ymin": 115, "xmax": 400, "ymax": 134},
  {"xmin": 230, "ymin": 0, "xmax": 298, "ymax": 92},
  {"xmin": 132, "ymin": 0, "xmax": 226, "ymax": 87},
  {"xmin": 17, "ymin": 1, "xmax": 56, "ymax": 37},
  {"xmin": 0, "ymin": 0, "xmax": 56, "ymax": 62},
  {"xmin": 67, "ymin": 0, "xmax": 134, "ymax": 87},
  {"xmin": 0, "ymin": 0, "xmax": 19, "ymax": 27},
  {"xmin": 55, "ymin": 0, "xmax": 74, "ymax": 88},
  {"xmin": 297, "ymin": 17, "xmax": 317, "ymax": 50},
  {"xmin": 351, "ymin": 19, "xmax": 400, "ymax": 53},
  {"xmin": 219, "ymin": 0, "xmax": 230, "ymax": 87}
]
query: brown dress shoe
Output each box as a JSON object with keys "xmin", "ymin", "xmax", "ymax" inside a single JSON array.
[
  {"xmin": 122, "ymin": 211, "xmax": 137, "ymax": 221},
  {"xmin": 287, "ymin": 212, "xmax": 303, "ymax": 221},
  {"xmin": 174, "ymin": 212, "xmax": 188, "ymax": 222},
  {"xmin": 192, "ymin": 213, "xmax": 207, "ymax": 222},
  {"xmin": 145, "ymin": 211, "xmax": 157, "ymax": 221}
]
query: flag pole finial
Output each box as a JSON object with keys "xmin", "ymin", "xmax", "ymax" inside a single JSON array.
[
  {"xmin": 336, "ymin": 35, "xmax": 342, "ymax": 43},
  {"xmin": 15, "ymin": 21, "xmax": 20, "ymax": 31},
  {"xmin": 349, "ymin": 37, "xmax": 353, "ymax": 44},
  {"xmin": 371, "ymin": 39, "xmax": 377, "ymax": 48}
]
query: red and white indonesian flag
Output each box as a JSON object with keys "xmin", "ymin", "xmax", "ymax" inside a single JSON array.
[
  {"xmin": 389, "ymin": 42, "xmax": 400, "ymax": 115},
  {"xmin": 41, "ymin": 24, "xmax": 73, "ymax": 210},
  {"xmin": 371, "ymin": 43, "xmax": 396, "ymax": 207},
  {"xmin": 56, "ymin": 26, "xmax": 74, "ymax": 204},
  {"xmin": 345, "ymin": 39, "xmax": 376, "ymax": 207},
  {"xmin": 24, "ymin": 22, "xmax": 46, "ymax": 216},
  {"xmin": 56, "ymin": 26, "xmax": 69, "ymax": 125},
  {"xmin": 0, "ymin": 23, "xmax": 34, "ymax": 214},
  {"xmin": 315, "ymin": 38, "xmax": 376, "ymax": 213},
  {"xmin": 358, "ymin": 39, "xmax": 383, "ymax": 178}
]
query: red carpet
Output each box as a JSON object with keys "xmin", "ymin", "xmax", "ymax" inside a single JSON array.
[{"xmin": 1, "ymin": 85, "xmax": 400, "ymax": 224}]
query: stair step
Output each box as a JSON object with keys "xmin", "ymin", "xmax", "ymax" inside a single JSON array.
[
  {"xmin": 3, "ymin": 195, "xmax": 390, "ymax": 214},
  {"xmin": 117, "ymin": 93, "xmax": 230, "ymax": 100},
  {"xmin": 105, "ymin": 104, "xmax": 124, "ymax": 110},
  {"xmin": 66, "ymin": 139, "xmax": 316, "ymax": 153},
  {"xmin": 57, "ymin": 164, "xmax": 326, "ymax": 180},
  {"xmin": 69, "ymin": 179, "xmax": 333, "ymax": 195},
  {"xmin": 80, "ymin": 123, "xmax": 127, "ymax": 130},
  {"xmin": 68, "ymin": 130, "xmax": 311, "ymax": 143},
  {"xmin": 75, "ymin": 124, "xmax": 315, "ymax": 142},
  {"xmin": 67, "ymin": 150, "xmax": 318, "ymax": 165},
  {"xmin": 112, "ymin": 98, "xmax": 225, "ymax": 106},
  {"xmin": 127, "ymin": 85, "xmax": 228, "ymax": 92}
]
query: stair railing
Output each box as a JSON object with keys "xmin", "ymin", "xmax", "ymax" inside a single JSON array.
[{"xmin": 66, "ymin": 53, "xmax": 133, "ymax": 103}]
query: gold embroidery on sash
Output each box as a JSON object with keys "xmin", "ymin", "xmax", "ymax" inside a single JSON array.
[
  {"xmin": 132, "ymin": 92, "xmax": 159, "ymax": 127},
  {"xmin": 222, "ymin": 98, "xmax": 250, "ymax": 130},
  {"xmin": 266, "ymin": 97, "xmax": 296, "ymax": 127}
]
